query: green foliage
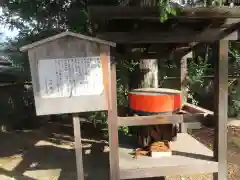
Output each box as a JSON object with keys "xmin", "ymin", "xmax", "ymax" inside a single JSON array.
[
  {"xmin": 157, "ymin": 0, "xmax": 177, "ymax": 22},
  {"xmin": 229, "ymin": 85, "xmax": 240, "ymax": 117},
  {"xmin": 228, "ymin": 42, "xmax": 240, "ymax": 117},
  {"xmin": 117, "ymin": 59, "xmax": 139, "ymax": 106},
  {"xmin": 187, "ymin": 56, "xmax": 210, "ymax": 105},
  {"xmin": 188, "ymin": 56, "xmax": 209, "ymax": 88}
]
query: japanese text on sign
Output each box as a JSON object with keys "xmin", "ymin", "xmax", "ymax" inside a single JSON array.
[{"xmin": 38, "ymin": 57, "xmax": 104, "ymax": 98}]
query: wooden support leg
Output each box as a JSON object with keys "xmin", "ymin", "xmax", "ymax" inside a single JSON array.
[
  {"xmin": 108, "ymin": 59, "xmax": 120, "ymax": 180},
  {"xmin": 73, "ymin": 114, "xmax": 85, "ymax": 180},
  {"xmin": 213, "ymin": 40, "xmax": 228, "ymax": 180}
]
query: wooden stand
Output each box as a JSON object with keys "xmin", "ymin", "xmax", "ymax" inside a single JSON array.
[
  {"xmin": 107, "ymin": 40, "xmax": 228, "ymax": 180},
  {"xmin": 20, "ymin": 29, "xmax": 230, "ymax": 180}
]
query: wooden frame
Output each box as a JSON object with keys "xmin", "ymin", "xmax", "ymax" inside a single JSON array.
[
  {"xmin": 20, "ymin": 32, "xmax": 115, "ymax": 116},
  {"xmin": 97, "ymin": 30, "xmax": 239, "ymax": 43},
  {"xmin": 20, "ymin": 29, "xmax": 230, "ymax": 180},
  {"xmin": 88, "ymin": 6, "xmax": 240, "ymax": 20},
  {"xmin": 213, "ymin": 40, "xmax": 228, "ymax": 180},
  {"xmin": 108, "ymin": 58, "xmax": 120, "ymax": 180},
  {"xmin": 107, "ymin": 38, "xmax": 229, "ymax": 180},
  {"xmin": 118, "ymin": 114, "xmax": 183, "ymax": 126},
  {"xmin": 20, "ymin": 32, "xmax": 116, "ymax": 180}
]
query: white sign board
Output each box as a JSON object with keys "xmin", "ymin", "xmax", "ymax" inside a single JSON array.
[{"xmin": 38, "ymin": 57, "xmax": 104, "ymax": 98}]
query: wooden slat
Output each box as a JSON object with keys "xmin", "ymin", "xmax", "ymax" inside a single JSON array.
[
  {"xmin": 183, "ymin": 103, "xmax": 214, "ymax": 116},
  {"xmin": 73, "ymin": 114, "xmax": 85, "ymax": 180},
  {"xmin": 97, "ymin": 29, "xmax": 238, "ymax": 44},
  {"xmin": 107, "ymin": 57, "xmax": 120, "ymax": 180},
  {"xmin": 213, "ymin": 40, "xmax": 228, "ymax": 180},
  {"xmin": 88, "ymin": 6, "xmax": 240, "ymax": 20},
  {"xmin": 100, "ymin": 45, "xmax": 110, "ymax": 110},
  {"xmin": 118, "ymin": 114, "xmax": 183, "ymax": 126}
]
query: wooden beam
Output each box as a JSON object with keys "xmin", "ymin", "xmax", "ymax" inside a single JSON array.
[
  {"xmin": 89, "ymin": 6, "xmax": 240, "ymax": 20},
  {"xmin": 97, "ymin": 29, "xmax": 238, "ymax": 44},
  {"xmin": 183, "ymin": 103, "xmax": 214, "ymax": 116},
  {"xmin": 112, "ymin": 44, "xmax": 180, "ymax": 60},
  {"xmin": 224, "ymin": 18, "xmax": 240, "ymax": 27},
  {"xmin": 118, "ymin": 114, "xmax": 183, "ymax": 126},
  {"xmin": 107, "ymin": 57, "xmax": 120, "ymax": 180},
  {"xmin": 164, "ymin": 75, "xmax": 240, "ymax": 79},
  {"xmin": 73, "ymin": 114, "xmax": 85, "ymax": 180},
  {"xmin": 213, "ymin": 40, "xmax": 228, "ymax": 180}
]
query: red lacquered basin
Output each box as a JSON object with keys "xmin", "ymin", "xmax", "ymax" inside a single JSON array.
[{"xmin": 128, "ymin": 88, "xmax": 182, "ymax": 114}]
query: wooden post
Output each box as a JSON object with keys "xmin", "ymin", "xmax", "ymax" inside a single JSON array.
[
  {"xmin": 73, "ymin": 114, "xmax": 84, "ymax": 180},
  {"xmin": 213, "ymin": 40, "xmax": 228, "ymax": 180},
  {"xmin": 108, "ymin": 58, "xmax": 120, "ymax": 180}
]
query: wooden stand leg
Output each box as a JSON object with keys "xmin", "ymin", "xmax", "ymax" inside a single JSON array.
[
  {"xmin": 108, "ymin": 60, "xmax": 120, "ymax": 180},
  {"xmin": 73, "ymin": 114, "xmax": 85, "ymax": 180},
  {"xmin": 213, "ymin": 40, "xmax": 228, "ymax": 180}
]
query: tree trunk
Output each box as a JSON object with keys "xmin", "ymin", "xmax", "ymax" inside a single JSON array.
[
  {"xmin": 130, "ymin": 59, "xmax": 158, "ymax": 89},
  {"xmin": 139, "ymin": 59, "xmax": 158, "ymax": 88}
]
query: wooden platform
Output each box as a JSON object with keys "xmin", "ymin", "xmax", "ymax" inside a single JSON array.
[{"xmin": 119, "ymin": 133, "xmax": 218, "ymax": 179}]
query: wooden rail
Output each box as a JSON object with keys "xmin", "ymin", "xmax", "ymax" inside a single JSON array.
[
  {"xmin": 118, "ymin": 114, "xmax": 183, "ymax": 126},
  {"xmin": 118, "ymin": 102, "xmax": 213, "ymax": 127}
]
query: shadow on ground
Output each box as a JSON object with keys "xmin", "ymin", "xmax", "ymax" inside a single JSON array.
[
  {"xmin": 0, "ymin": 121, "xmax": 240, "ymax": 180},
  {"xmin": 0, "ymin": 121, "xmax": 111, "ymax": 180}
]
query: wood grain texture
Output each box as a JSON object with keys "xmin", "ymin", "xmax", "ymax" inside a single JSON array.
[
  {"xmin": 118, "ymin": 114, "xmax": 183, "ymax": 126},
  {"xmin": 183, "ymin": 102, "xmax": 214, "ymax": 116},
  {"xmin": 100, "ymin": 45, "xmax": 110, "ymax": 110},
  {"xmin": 213, "ymin": 40, "xmax": 228, "ymax": 180},
  {"xmin": 73, "ymin": 114, "xmax": 85, "ymax": 180},
  {"xmin": 20, "ymin": 31, "xmax": 115, "ymax": 52},
  {"xmin": 107, "ymin": 58, "xmax": 120, "ymax": 180},
  {"xmin": 27, "ymin": 36, "xmax": 110, "ymax": 115},
  {"xmin": 97, "ymin": 30, "xmax": 238, "ymax": 44},
  {"xmin": 89, "ymin": 6, "xmax": 240, "ymax": 20}
]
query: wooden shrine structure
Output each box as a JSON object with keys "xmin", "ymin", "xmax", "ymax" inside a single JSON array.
[
  {"xmin": 88, "ymin": 4, "xmax": 240, "ymax": 180},
  {"xmin": 19, "ymin": 4, "xmax": 240, "ymax": 180}
]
